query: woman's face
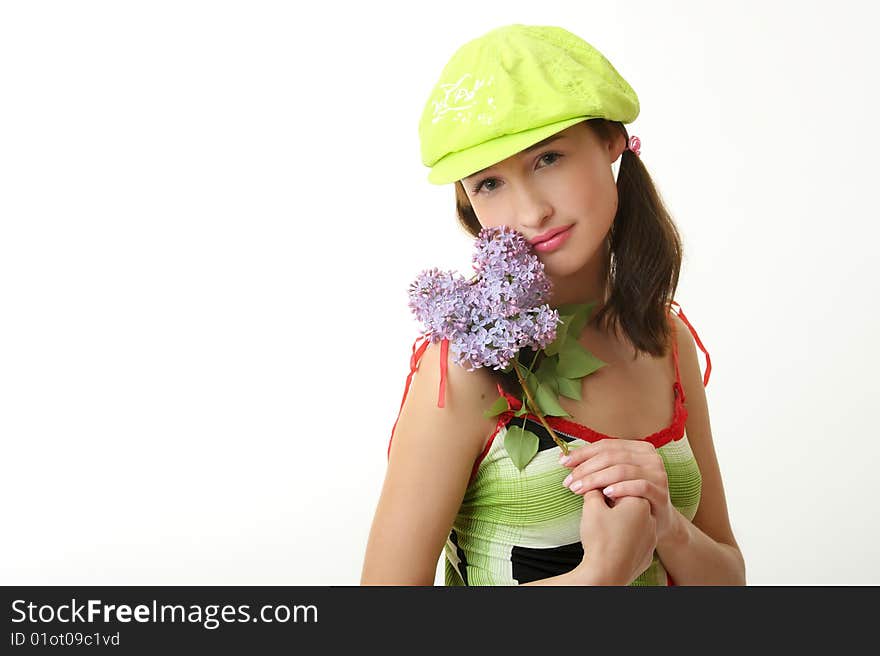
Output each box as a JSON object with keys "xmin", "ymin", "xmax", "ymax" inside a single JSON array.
[{"xmin": 461, "ymin": 121, "xmax": 625, "ymax": 285}]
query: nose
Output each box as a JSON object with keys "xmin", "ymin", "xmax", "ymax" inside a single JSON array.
[{"xmin": 514, "ymin": 183, "xmax": 554, "ymax": 233}]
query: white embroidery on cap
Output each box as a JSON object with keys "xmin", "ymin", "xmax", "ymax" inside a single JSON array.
[{"xmin": 431, "ymin": 73, "xmax": 496, "ymax": 125}]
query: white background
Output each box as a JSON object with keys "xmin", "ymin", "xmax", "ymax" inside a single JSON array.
[{"xmin": 1, "ymin": 0, "xmax": 877, "ymax": 586}]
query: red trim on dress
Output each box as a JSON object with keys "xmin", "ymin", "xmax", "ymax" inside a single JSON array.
[{"xmin": 494, "ymin": 378, "xmax": 688, "ymax": 449}]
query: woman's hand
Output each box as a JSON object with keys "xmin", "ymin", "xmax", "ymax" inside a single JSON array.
[
  {"xmin": 576, "ymin": 489, "xmax": 657, "ymax": 585},
  {"xmin": 561, "ymin": 439, "xmax": 678, "ymax": 545}
]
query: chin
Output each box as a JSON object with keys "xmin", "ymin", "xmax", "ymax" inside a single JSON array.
[
  {"xmin": 540, "ymin": 254, "xmax": 586, "ymax": 277},
  {"xmin": 544, "ymin": 241, "xmax": 601, "ymax": 273}
]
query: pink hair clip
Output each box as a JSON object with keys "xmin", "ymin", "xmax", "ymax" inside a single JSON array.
[{"xmin": 627, "ymin": 135, "xmax": 641, "ymax": 156}]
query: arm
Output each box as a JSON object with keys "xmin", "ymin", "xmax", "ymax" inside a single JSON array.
[
  {"xmin": 361, "ymin": 340, "xmax": 489, "ymax": 584},
  {"xmin": 360, "ymin": 340, "xmax": 548, "ymax": 584},
  {"xmin": 655, "ymin": 315, "xmax": 746, "ymax": 585},
  {"xmin": 361, "ymin": 340, "xmax": 618, "ymax": 586}
]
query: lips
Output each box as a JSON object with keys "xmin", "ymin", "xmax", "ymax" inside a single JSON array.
[{"xmin": 529, "ymin": 225, "xmax": 572, "ymax": 245}]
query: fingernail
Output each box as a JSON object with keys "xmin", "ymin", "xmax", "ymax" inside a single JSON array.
[
  {"xmin": 559, "ymin": 455, "xmax": 570, "ymax": 465},
  {"xmin": 562, "ymin": 473, "xmax": 572, "ymax": 487},
  {"xmin": 570, "ymin": 480, "xmax": 583, "ymax": 491}
]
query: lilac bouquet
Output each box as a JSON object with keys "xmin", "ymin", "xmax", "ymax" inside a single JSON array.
[
  {"xmin": 408, "ymin": 225, "xmax": 559, "ymax": 372},
  {"xmin": 408, "ymin": 225, "xmax": 606, "ymax": 470}
]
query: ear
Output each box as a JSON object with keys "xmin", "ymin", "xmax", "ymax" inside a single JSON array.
[{"xmin": 608, "ymin": 127, "xmax": 627, "ymax": 164}]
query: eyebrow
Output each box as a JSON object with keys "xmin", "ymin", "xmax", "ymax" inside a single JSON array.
[{"xmin": 464, "ymin": 134, "xmax": 567, "ymax": 180}]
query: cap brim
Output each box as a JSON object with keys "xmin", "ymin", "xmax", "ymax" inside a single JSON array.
[{"xmin": 426, "ymin": 116, "xmax": 593, "ymax": 185}]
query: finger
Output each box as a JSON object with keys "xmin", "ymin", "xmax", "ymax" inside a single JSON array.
[
  {"xmin": 566, "ymin": 448, "xmax": 667, "ymax": 492},
  {"xmin": 558, "ymin": 442, "xmax": 595, "ymax": 467},
  {"xmin": 606, "ymin": 483, "xmax": 659, "ymax": 517},
  {"xmin": 564, "ymin": 463, "xmax": 645, "ymax": 495},
  {"xmin": 568, "ymin": 449, "xmax": 656, "ymax": 481},
  {"xmin": 613, "ymin": 494, "xmax": 652, "ymax": 511},
  {"xmin": 559, "ymin": 437, "xmax": 649, "ymax": 469},
  {"xmin": 601, "ymin": 479, "xmax": 658, "ymax": 505}
]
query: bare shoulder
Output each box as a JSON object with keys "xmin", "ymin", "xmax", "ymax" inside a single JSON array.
[
  {"xmin": 402, "ymin": 339, "xmax": 503, "ymax": 461},
  {"xmin": 671, "ymin": 312, "xmax": 688, "ymax": 344},
  {"xmin": 671, "ymin": 312, "xmax": 702, "ymax": 395}
]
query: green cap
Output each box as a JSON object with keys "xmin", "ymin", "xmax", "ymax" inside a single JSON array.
[{"xmin": 419, "ymin": 24, "xmax": 640, "ymax": 185}]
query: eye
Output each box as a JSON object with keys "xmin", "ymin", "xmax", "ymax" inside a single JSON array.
[
  {"xmin": 539, "ymin": 151, "xmax": 563, "ymax": 167},
  {"xmin": 471, "ymin": 176, "xmax": 499, "ymax": 194},
  {"xmin": 470, "ymin": 152, "xmax": 564, "ymax": 195}
]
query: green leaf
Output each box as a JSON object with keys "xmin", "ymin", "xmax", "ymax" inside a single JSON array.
[
  {"xmin": 535, "ymin": 356, "xmax": 560, "ymax": 395},
  {"xmin": 514, "ymin": 405, "xmax": 529, "ymax": 417},
  {"xmin": 504, "ymin": 425, "xmax": 540, "ymax": 471},
  {"xmin": 483, "ymin": 394, "xmax": 509, "ymax": 419},
  {"xmin": 556, "ymin": 376, "xmax": 583, "ymax": 401},
  {"xmin": 543, "ymin": 314, "xmax": 572, "ymax": 357},
  {"xmin": 564, "ymin": 301, "xmax": 596, "ymax": 340},
  {"xmin": 523, "ymin": 369, "xmax": 538, "ymax": 397},
  {"xmin": 543, "ymin": 339, "xmax": 560, "ymax": 358},
  {"xmin": 533, "ymin": 378, "xmax": 570, "ymax": 417},
  {"xmin": 554, "ymin": 303, "xmax": 581, "ymax": 316},
  {"xmin": 536, "ymin": 353, "xmax": 558, "ymax": 377},
  {"xmin": 557, "ymin": 339, "xmax": 607, "ymax": 378}
]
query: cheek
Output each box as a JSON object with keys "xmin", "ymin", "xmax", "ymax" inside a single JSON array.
[
  {"xmin": 566, "ymin": 173, "xmax": 617, "ymax": 227},
  {"xmin": 472, "ymin": 206, "xmax": 511, "ymax": 231}
]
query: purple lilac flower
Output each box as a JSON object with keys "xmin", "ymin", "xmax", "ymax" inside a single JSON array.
[
  {"xmin": 407, "ymin": 225, "xmax": 562, "ymax": 372},
  {"xmin": 472, "ymin": 225, "xmax": 553, "ymax": 310}
]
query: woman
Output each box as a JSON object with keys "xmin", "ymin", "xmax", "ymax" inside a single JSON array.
[{"xmin": 361, "ymin": 24, "xmax": 745, "ymax": 586}]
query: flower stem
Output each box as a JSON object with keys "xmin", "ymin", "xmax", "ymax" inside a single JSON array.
[{"xmin": 513, "ymin": 362, "xmax": 570, "ymax": 456}]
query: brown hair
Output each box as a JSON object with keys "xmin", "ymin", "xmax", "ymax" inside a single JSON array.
[{"xmin": 452, "ymin": 118, "xmax": 683, "ymax": 398}]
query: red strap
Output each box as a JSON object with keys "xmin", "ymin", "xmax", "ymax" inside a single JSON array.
[
  {"xmin": 439, "ymin": 338, "xmax": 448, "ymax": 408},
  {"xmin": 387, "ymin": 334, "xmax": 450, "ymax": 460},
  {"xmin": 669, "ymin": 313, "xmax": 683, "ymax": 400},
  {"xmin": 670, "ymin": 301, "xmax": 711, "ymax": 388}
]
